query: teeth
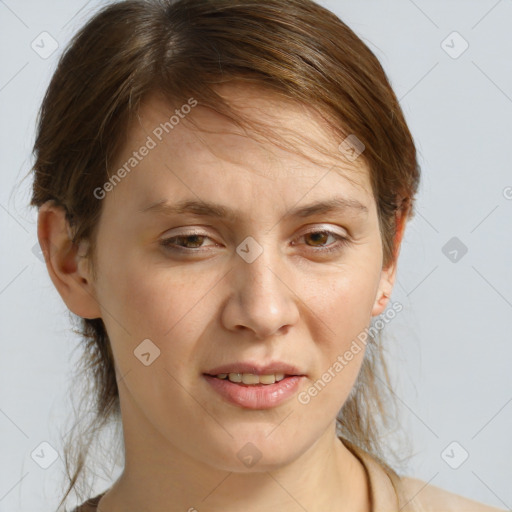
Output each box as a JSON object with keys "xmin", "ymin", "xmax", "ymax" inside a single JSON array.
[
  {"xmin": 258, "ymin": 374, "xmax": 276, "ymax": 384},
  {"xmin": 215, "ymin": 373, "xmax": 287, "ymax": 384}
]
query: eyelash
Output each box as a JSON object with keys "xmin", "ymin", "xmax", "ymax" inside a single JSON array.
[{"xmin": 159, "ymin": 229, "xmax": 350, "ymax": 255}]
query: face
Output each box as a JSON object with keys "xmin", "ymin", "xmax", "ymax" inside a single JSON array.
[{"xmin": 52, "ymin": 85, "xmax": 397, "ymax": 472}]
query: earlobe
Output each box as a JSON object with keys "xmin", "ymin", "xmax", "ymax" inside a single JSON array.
[
  {"xmin": 37, "ymin": 201, "xmax": 102, "ymax": 319},
  {"xmin": 371, "ymin": 274, "xmax": 394, "ymax": 318}
]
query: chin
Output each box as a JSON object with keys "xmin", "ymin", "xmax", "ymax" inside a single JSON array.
[{"xmin": 201, "ymin": 433, "xmax": 307, "ymax": 473}]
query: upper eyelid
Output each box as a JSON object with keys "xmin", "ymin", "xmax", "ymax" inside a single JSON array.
[
  {"xmin": 161, "ymin": 224, "xmax": 348, "ymax": 240},
  {"xmin": 159, "ymin": 226, "xmax": 348, "ymax": 248}
]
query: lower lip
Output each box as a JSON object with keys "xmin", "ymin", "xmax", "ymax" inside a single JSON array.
[{"xmin": 203, "ymin": 374, "xmax": 304, "ymax": 410}]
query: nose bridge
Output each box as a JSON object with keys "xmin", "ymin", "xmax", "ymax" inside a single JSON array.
[
  {"xmin": 241, "ymin": 243, "xmax": 281, "ymax": 298},
  {"xmin": 238, "ymin": 236, "xmax": 286, "ymax": 308},
  {"xmin": 222, "ymin": 234, "xmax": 299, "ymax": 338}
]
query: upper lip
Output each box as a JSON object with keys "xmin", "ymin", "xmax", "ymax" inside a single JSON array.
[{"xmin": 204, "ymin": 361, "xmax": 304, "ymax": 376}]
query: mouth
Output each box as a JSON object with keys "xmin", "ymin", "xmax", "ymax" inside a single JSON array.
[
  {"xmin": 204, "ymin": 372, "xmax": 290, "ymax": 385},
  {"xmin": 202, "ymin": 362, "xmax": 306, "ymax": 409},
  {"xmin": 204, "ymin": 361, "xmax": 304, "ymax": 380}
]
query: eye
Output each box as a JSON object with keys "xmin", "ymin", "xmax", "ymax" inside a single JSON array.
[
  {"xmin": 159, "ymin": 232, "xmax": 218, "ymax": 252},
  {"xmin": 159, "ymin": 228, "xmax": 350, "ymax": 255},
  {"xmin": 294, "ymin": 229, "xmax": 350, "ymax": 254}
]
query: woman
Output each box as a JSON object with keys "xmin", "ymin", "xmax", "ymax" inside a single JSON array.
[{"xmin": 30, "ymin": 0, "xmax": 504, "ymax": 510}]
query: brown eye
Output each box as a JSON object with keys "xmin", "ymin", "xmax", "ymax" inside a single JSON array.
[
  {"xmin": 174, "ymin": 235, "xmax": 207, "ymax": 248},
  {"xmin": 295, "ymin": 229, "xmax": 350, "ymax": 255},
  {"xmin": 304, "ymin": 231, "xmax": 331, "ymax": 247},
  {"xmin": 160, "ymin": 233, "xmax": 217, "ymax": 252}
]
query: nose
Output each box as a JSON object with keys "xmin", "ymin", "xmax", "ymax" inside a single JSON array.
[{"xmin": 220, "ymin": 244, "xmax": 300, "ymax": 340}]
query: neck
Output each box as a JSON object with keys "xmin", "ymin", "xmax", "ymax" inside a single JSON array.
[{"xmin": 99, "ymin": 393, "xmax": 371, "ymax": 512}]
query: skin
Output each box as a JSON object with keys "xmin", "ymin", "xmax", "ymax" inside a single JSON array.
[{"xmin": 38, "ymin": 84, "xmax": 406, "ymax": 512}]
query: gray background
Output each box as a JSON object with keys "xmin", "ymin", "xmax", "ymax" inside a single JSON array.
[{"xmin": 1, "ymin": 0, "xmax": 511, "ymax": 510}]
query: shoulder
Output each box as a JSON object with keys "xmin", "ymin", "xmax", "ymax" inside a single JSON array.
[{"xmin": 399, "ymin": 476, "xmax": 506, "ymax": 512}]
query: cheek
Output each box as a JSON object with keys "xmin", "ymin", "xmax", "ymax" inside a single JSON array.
[
  {"xmin": 298, "ymin": 259, "xmax": 380, "ymax": 404},
  {"xmin": 302, "ymin": 263, "xmax": 379, "ymax": 342},
  {"xmin": 296, "ymin": 277, "xmax": 372, "ymax": 425},
  {"xmin": 95, "ymin": 258, "xmax": 215, "ymax": 416},
  {"xmin": 98, "ymin": 245, "xmax": 209, "ymax": 328},
  {"xmin": 93, "ymin": 248, "xmax": 217, "ymax": 375}
]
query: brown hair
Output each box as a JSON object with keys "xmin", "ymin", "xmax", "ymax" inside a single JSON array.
[{"xmin": 29, "ymin": 0, "xmax": 420, "ymax": 509}]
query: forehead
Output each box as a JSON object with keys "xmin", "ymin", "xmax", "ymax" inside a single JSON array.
[{"xmin": 110, "ymin": 84, "xmax": 374, "ymax": 210}]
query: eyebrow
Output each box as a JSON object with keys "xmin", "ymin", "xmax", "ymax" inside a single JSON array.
[{"xmin": 139, "ymin": 196, "xmax": 369, "ymax": 222}]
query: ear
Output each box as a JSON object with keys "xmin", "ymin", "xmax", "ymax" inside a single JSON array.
[
  {"xmin": 37, "ymin": 200, "xmax": 102, "ymax": 319},
  {"xmin": 371, "ymin": 210, "xmax": 407, "ymax": 317}
]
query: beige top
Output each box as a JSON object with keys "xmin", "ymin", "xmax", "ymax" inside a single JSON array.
[
  {"xmin": 72, "ymin": 441, "xmax": 505, "ymax": 511},
  {"xmin": 345, "ymin": 441, "xmax": 505, "ymax": 512}
]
